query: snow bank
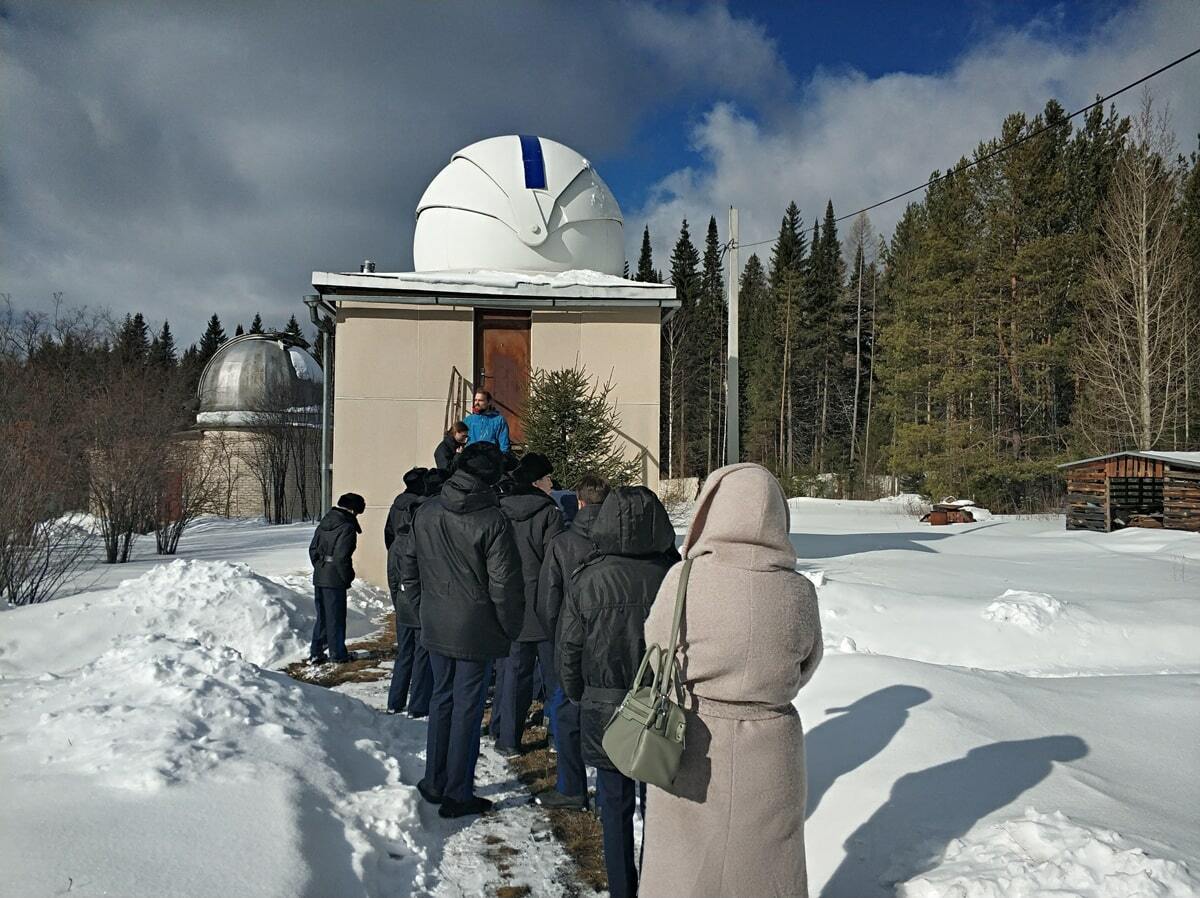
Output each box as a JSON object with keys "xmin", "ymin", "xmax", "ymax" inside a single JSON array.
[
  {"xmin": 983, "ymin": 589, "xmax": 1065, "ymax": 632},
  {"xmin": 117, "ymin": 560, "xmax": 310, "ymax": 667},
  {"xmin": 897, "ymin": 809, "xmax": 1200, "ymax": 898}
]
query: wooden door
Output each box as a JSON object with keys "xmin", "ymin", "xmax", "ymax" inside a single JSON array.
[{"xmin": 474, "ymin": 310, "xmax": 531, "ymax": 444}]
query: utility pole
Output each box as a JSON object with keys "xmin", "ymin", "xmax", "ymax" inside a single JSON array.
[{"xmin": 725, "ymin": 206, "xmax": 740, "ymax": 465}]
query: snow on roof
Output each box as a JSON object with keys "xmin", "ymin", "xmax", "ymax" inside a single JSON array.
[
  {"xmin": 312, "ymin": 268, "xmax": 679, "ymax": 306},
  {"xmin": 1058, "ymin": 450, "xmax": 1200, "ymax": 470}
]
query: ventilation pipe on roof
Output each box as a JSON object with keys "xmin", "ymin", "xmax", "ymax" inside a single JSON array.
[{"xmin": 360, "ymin": 260, "xmax": 376, "ymax": 273}]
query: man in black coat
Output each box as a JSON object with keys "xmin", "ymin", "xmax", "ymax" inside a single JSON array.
[
  {"xmin": 307, "ymin": 492, "xmax": 366, "ymax": 664},
  {"xmin": 494, "ymin": 453, "xmax": 563, "ymax": 758},
  {"xmin": 400, "ymin": 441, "xmax": 523, "ymax": 818},
  {"xmin": 557, "ymin": 486, "xmax": 679, "ymax": 898},
  {"xmin": 533, "ymin": 473, "xmax": 610, "ymax": 808},
  {"xmin": 385, "ymin": 468, "xmax": 430, "ymax": 715}
]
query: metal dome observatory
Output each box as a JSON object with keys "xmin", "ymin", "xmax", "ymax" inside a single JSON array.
[{"xmin": 308, "ymin": 134, "xmax": 678, "ymax": 588}]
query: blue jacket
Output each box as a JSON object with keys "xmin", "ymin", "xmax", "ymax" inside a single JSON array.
[{"xmin": 465, "ymin": 409, "xmax": 511, "ymax": 452}]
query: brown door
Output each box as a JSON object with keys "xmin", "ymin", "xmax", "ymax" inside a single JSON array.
[{"xmin": 474, "ymin": 310, "xmax": 531, "ymax": 444}]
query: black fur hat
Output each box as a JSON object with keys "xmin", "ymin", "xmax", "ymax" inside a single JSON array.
[
  {"xmin": 423, "ymin": 467, "xmax": 449, "ymax": 496},
  {"xmin": 455, "ymin": 441, "xmax": 505, "ymax": 485},
  {"xmin": 513, "ymin": 452, "xmax": 553, "ymax": 485},
  {"xmin": 403, "ymin": 467, "xmax": 428, "ymax": 495},
  {"xmin": 337, "ymin": 492, "xmax": 366, "ymax": 515}
]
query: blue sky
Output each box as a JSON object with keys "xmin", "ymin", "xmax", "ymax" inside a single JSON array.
[{"xmin": 2, "ymin": 1, "xmax": 1196, "ymax": 343}]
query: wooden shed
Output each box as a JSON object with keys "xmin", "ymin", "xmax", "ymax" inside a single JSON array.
[{"xmin": 1058, "ymin": 451, "xmax": 1200, "ymax": 532}]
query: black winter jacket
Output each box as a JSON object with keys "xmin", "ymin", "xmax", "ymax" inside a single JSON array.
[
  {"xmin": 434, "ymin": 435, "xmax": 459, "ymax": 471},
  {"xmin": 535, "ymin": 501, "xmax": 602, "ymax": 639},
  {"xmin": 384, "ymin": 492, "xmax": 423, "ymax": 551},
  {"xmin": 557, "ymin": 487, "xmax": 680, "ymax": 769},
  {"xmin": 500, "ymin": 485, "xmax": 563, "ymax": 642},
  {"xmin": 400, "ymin": 469, "xmax": 524, "ymax": 661},
  {"xmin": 309, "ymin": 507, "xmax": 361, "ymax": 589},
  {"xmin": 386, "ymin": 494, "xmax": 426, "ymax": 628}
]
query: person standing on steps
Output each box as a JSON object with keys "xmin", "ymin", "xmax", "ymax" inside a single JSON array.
[
  {"xmin": 639, "ymin": 464, "xmax": 823, "ymax": 898},
  {"xmin": 385, "ymin": 468, "xmax": 430, "ymax": 716},
  {"xmin": 557, "ymin": 486, "xmax": 679, "ymax": 898},
  {"xmin": 534, "ymin": 473, "xmax": 610, "ymax": 810},
  {"xmin": 400, "ymin": 441, "xmax": 523, "ymax": 819},
  {"xmin": 494, "ymin": 453, "xmax": 563, "ymax": 759},
  {"xmin": 464, "ymin": 389, "xmax": 511, "ymax": 453},
  {"xmin": 434, "ymin": 421, "xmax": 468, "ymax": 471},
  {"xmin": 307, "ymin": 492, "xmax": 365, "ymax": 665}
]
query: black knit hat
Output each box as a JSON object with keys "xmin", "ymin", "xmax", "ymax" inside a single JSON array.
[
  {"xmin": 337, "ymin": 492, "xmax": 366, "ymax": 515},
  {"xmin": 513, "ymin": 452, "xmax": 553, "ymax": 485},
  {"xmin": 456, "ymin": 441, "xmax": 505, "ymax": 485},
  {"xmin": 403, "ymin": 467, "xmax": 428, "ymax": 495}
]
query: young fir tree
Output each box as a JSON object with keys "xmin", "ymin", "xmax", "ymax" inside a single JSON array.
[
  {"xmin": 738, "ymin": 254, "xmax": 771, "ymax": 463},
  {"xmin": 284, "ymin": 314, "xmax": 309, "ymax": 348},
  {"xmin": 522, "ymin": 365, "xmax": 640, "ymax": 487},
  {"xmin": 249, "ymin": 313, "xmax": 264, "ymax": 334},
  {"xmin": 666, "ymin": 219, "xmax": 701, "ymax": 476},
  {"xmin": 234, "ymin": 323, "xmax": 245, "ymax": 336},
  {"xmin": 636, "ymin": 226, "xmax": 658, "ymax": 282}
]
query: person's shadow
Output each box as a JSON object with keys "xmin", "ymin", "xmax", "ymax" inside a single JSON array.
[
  {"xmin": 806, "ymin": 685, "xmax": 933, "ymax": 818},
  {"xmin": 820, "ymin": 735, "xmax": 1089, "ymax": 897}
]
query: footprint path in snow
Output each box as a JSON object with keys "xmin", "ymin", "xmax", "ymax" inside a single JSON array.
[{"xmin": 288, "ymin": 618, "xmax": 600, "ymax": 898}]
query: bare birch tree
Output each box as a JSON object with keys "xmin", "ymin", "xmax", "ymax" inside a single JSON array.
[{"xmin": 1077, "ymin": 94, "xmax": 1193, "ymax": 451}]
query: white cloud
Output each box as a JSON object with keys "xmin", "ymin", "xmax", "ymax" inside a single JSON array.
[{"xmin": 632, "ymin": 0, "xmax": 1200, "ymax": 269}]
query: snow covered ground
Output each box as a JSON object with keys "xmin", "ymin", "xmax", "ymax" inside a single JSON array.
[{"xmin": 1, "ymin": 504, "xmax": 1197, "ymax": 897}]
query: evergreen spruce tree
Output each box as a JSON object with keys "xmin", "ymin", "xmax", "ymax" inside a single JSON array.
[
  {"xmin": 523, "ymin": 365, "xmax": 640, "ymax": 486},
  {"xmin": 636, "ymin": 226, "xmax": 658, "ymax": 282},
  {"xmin": 249, "ymin": 313, "xmax": 264, "ymax": 334},
  {"xmin": 234, "ymin": 323, "xmax": 245, "ymax": 336},
  {"xmin": 667, "ymin": 219, "xmax": 701, "ymax": 476},
  {"xmin": 197, "ymin": 315, "xmax": 226, "ymax": 365},
  {"xmin": 698, "ymin": 216, "xmax": 726, "ymax": 472},
  {"xmin": 739, "ymin": 254, "xmax": 772, "ymax": 463},
  {"xmin": 115, "ymin": 313, "xmax": 150, "ymax": 367},
  {"xmin": 283, "ymin": 314, "xmax": 309, "ymax": 348},
  {"xmin": 149, "ymin": 321, "xmax": 177, "ymax": 369}
]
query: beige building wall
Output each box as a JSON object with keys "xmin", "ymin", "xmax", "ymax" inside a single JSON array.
[{"xmin": 333, "ymin": 301, "xmax": 661, "ymax": 587}]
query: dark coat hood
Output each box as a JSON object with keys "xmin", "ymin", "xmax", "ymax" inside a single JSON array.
[
  {"xmin": 319, "ymin": 506, "xmax": 361, "ymax": 534},
  {"xmin": 590, "ymin": 486, "xmax": 675, "ymax": 557},
  {"xmin": 441, "ymin": 469, "xmax": 500, "ymax": 515}
]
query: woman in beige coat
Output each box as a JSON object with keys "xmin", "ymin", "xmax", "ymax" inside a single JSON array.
[{"xmin": 639, "ymin": 463, "xmax": 823, "ymax": 898}]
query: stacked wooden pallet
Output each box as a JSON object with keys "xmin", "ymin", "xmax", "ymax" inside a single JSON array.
[{"xmin": 1065, "ymin": 460, "xmax": 1108, "ymax": 532}]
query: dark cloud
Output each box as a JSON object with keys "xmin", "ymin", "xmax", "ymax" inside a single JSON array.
[{"xmin": 1, "ymin": 1, "xmax": 787, "ymax": 342}]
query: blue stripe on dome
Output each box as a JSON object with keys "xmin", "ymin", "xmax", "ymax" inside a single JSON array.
[{"xmin": 519, "ymin": 134, "xmax": 547, "ymax": 190}]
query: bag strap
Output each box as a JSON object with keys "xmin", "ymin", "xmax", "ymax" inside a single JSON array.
[{"xmin": 653, "ymin": 558, "xmax": 692, "ymax": 695}]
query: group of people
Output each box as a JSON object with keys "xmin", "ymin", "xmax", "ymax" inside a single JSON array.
[{"xmin": 308, "ymin": 389, "xmax": 826, "ymax": 897}]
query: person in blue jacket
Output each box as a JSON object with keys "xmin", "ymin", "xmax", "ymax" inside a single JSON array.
[{"xmin": 465, "ymin": 390, "xmax": 511, "ymax": 453}]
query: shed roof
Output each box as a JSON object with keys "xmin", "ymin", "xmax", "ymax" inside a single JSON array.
[
  {"xmin": 312, "ymin": 268, "xmax": 679, "ymax": 309},
  {"xmin": 1058, "ymin": 451, "xmax": 1200, "ymax": 471}
]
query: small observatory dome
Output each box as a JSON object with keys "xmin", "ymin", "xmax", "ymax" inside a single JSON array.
[
  {"xmin": 414, "ymin": 135, "xmax": 624, "ymax": 276},
  {"xmin": 196, "ymin": 333, "xmax": 323, "ymax": 427}
]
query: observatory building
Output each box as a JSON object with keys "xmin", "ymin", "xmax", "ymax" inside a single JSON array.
[
  {"xmin": 194, "ymin": 333, "xmax": 323, "ymax": 521},
  {"xmin": 309, "ymin": 134, "xmax": 677, "ymax": 586}
]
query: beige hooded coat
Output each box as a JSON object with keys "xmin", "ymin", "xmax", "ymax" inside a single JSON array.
[{"xmin": 639, "ymin": 464, "xmax": 822, "ymax": 898}]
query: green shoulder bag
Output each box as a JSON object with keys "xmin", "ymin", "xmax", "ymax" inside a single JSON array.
[{"xmin": 601, "ymin": 558, "xmax": 693, "ymax": 791}]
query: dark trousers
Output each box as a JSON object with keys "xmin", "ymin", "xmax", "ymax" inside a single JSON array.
[
  {"xmin": 554, "ymin": 698, "xmax": 586, "ymax": 797},
  {"xmin": 495, "ymin": 639, "xmax": 555, "ymax": 751},
  {"xmin": 489, "ymin": 655, "xmax": 509, "ymax": 739},
  {"xmin": 387, "ymin": 626, "xmax": 431, "ymax": 715},
  {"xmin": 310, "ymin": 587, "xmax": 349, "ymax": 661},
  {"xmin": 425, "ymin": 652, "xmax": 492, "ymax": 802},
  {"xmin": 597, "ymin": 768, "xmax": 639, "ymax": 898}
]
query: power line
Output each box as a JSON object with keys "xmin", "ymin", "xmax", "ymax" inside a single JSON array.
[{"xmin": 723, "ymin": 45, "xmax": 1200, "ymax": 256}]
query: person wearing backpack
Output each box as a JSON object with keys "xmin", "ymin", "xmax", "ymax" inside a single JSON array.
[
  {"xmin": 557, "ymin": 486, "xmax": 679, "ymax": 898},
  {"xmin": 307, "ymin": 492, "xmax": 365, "ymax": 664},
  {"xmin": 639, "ymin": 464, "xmax": 823, "ymax": 898}
]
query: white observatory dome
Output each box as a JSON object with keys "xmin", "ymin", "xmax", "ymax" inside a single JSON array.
[{"xmin": 414, "ymin": 135, "xmax": 624, "ymax": 276}]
